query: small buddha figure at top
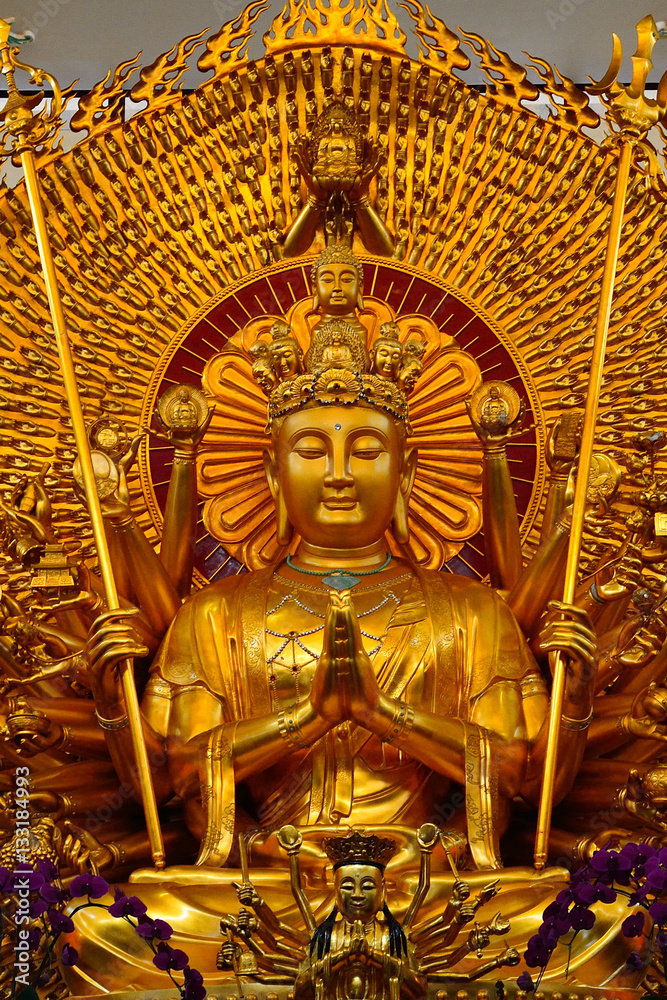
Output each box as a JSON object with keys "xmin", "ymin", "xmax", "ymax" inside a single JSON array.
[
  {"xmin": 310, "ymin": 102, "xmax": 363, "ymax": 193},
  {"xmin": 370, "ymin": 322, "xmax": 403, "ymax": 380},
  {"xmin": 284, "ymin": 104, "xmax": 394, "ymax": 258},
  {"xmin": 307, "ymin": 320, "xmax": 369, "ymax": 373}
]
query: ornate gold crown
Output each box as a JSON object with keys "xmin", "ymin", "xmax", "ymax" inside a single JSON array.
[
  {"xmin": 323, "ymin": 830, "xmax": 397, "ymax": 871},
  {"xmin": 248, "ymin": 249, "xmax": 425, "ymax": 427}
]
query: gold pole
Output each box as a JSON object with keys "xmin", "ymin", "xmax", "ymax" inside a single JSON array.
[
  {"xmin": 533, "ymin": 141, "xmax": 632, "ymax": 870},
  {"xmin": 533, "ymin": 13, "xmax": 667, "ymax": 870},
  {"xmin": 0, "ymin": 24, "xmax": 165, "ymax": 868}
]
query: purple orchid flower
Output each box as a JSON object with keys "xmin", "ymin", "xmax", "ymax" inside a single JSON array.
[
  {"xmin": 60, "ymin": 943, "xmax": 79, "ymax": 966},
  {"xmin": 69, "ymin": 873, "xmax": 110, "ymax": 899}
]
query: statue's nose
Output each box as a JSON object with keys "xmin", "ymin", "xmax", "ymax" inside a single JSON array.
[{"xmin": 324, "ymin": 448, "xmax": 353, "ymax": 486}]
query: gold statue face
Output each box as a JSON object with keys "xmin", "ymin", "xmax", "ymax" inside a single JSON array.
[
  {"xmin": 270, "ymin": 339, "xmax": 301, "ymax": 379},
  {"xmin": 398, "ymin": 358, "xmax": 422, "ymax": 395},
  {"xmin": 334, "ymin": 864, "xmax": 385, "ymax": 921},
  {"xmin": 372, "ymin": 342, "xmax": 402, "ymax": 380},
  {"xmin": 315, "ymin": 263, "xmax": 361, "ymax": 316},
  {"xmin": 267, "ymin": 405, "xmax": 414, "ymax": 550}
]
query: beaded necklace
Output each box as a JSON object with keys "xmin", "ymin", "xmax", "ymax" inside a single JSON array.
[{"xmin": 286, "ymin": 551, "xmax": 392, "ymax": 591}]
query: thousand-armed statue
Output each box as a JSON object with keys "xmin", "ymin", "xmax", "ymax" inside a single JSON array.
[{"xmin": 1, "ymin": 3, "xmax": 667, "ymax": 997}]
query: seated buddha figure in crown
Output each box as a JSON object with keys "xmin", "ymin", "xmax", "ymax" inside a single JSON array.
[{"xmin": 71, "ymin": 244, "xmax": 612, "ymax": 993}]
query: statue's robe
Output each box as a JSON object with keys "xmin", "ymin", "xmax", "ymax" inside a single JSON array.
[
  {"xmin": 64, "ymin": 568, "xmax": 638, "ymax": 994},
  {"xmin": 152, "ymin": 567, "xmax": 541, "ymax": 871}
]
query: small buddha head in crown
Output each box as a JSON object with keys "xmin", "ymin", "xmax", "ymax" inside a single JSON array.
[
  {"xmin": 249, "ymin": 340, "xmax": 277, "ymax": 395},
  {"xmin": 398, "ymin": 340, "xmax": 425, "ymax": 395},
  {"xmin": 370, "ymin": 322, "xmax": 403, "ymax": 381},
  {"xmin": 311, "ymin": 244, "xmax": 365, "ymax": 329},
  {"xmin": 268, "ymin": 320, "xmax": 304, "ymax": 380},
  {"xmin": 306, "ymin": 320, "xmax": 369, "ymax": 374}
]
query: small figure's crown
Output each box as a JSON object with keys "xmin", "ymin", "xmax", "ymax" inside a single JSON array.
[
  {"xmin": 323, "ymin": 830, "xmax": 397, "ymax": 870},
  {"xmin": 249, "ymin": 245, "xmax": 424, "ymax": 427}
]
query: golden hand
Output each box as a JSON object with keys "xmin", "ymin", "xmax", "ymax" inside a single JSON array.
[
  {"xmin": 465, "ymin": 396, "xmax": 530, "ymax": 448},
  {"xmin": 309, "ymin": 591, "xmax": 353, "ymax": 726},
  {"xmin": 152, "ymin": 405, "xmax": 214, "ymax": 453},
  {"xmin": 538, "ymin": 601, "xmax": 597, "ymax": 673},
  {"xmin": 104, "ymin": 430, "xmax": 146, "ymax": 522},
  {"xmin": 31, "ymin": 563, "xmax": 103, "ymax": 619},
  {"xmin": 348, "ymin": 138, "xmax": 382, "ymax": 203},
  {"xmin": 9, "ymin": 465, "xmax": 53, "ymax": 529},
  {"xmin": 232, "ymin": 880, "xmax": 261, "ymax": 908},
  {"xmin": 538, "ymin": 601, "xmax": 597, "ymax": 707},
  {"xmin": 622, "ymin": 683, "xmax": 667, "ymax": 741},
  {"xmin": 546, "ymin": 414, "xmax": 581, "ymax": 475},
  {"xmin": 62, "ymin": 820, "xmax": 114, "ymax": 872},
  {"xmin": 309, "ymin": 591, "xmax": 381, "ymax": 729},
  {"xmin": 86, "ymin": 608, "xmax": 149, "ymax": 706},
  {"xmin": 2, "ymin": 710, "xmax": 63, "ymax": 756},
  {"xmin": 451, "ymin": 879, "xmax": 471, "ymax": 904},
  {"xmin": 293, "ymin": 135, "xmax": 327, "ymax": 202}
]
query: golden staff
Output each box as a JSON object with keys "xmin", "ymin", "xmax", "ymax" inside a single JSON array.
[
  {"xmin": 0, "ymin": 20, "xmax": 165, "ymax": 868},
  {"xmin": 534, "ymin": 15, "xmax": 667, "ymax": 870}
]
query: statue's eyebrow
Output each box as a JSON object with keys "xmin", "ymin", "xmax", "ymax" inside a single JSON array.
[
  {"xmin": 349, "ymin": 427, "xmax": 390, "ymax": 445},
  {"xmin": 288, "ymin": 427, "xmax": 328, "ymax": 444}
]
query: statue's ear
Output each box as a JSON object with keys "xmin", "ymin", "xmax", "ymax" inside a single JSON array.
[
  {"xmin": 357, "ymin": 288, "xmax": 364, "ymax": 311},
  {"xmin": 263, "ymin": 447, "xmax": 279, "ymax": 499},
  {"xmin": 392, "ymin": 447, "xmax": 417, "ymax": 544},
  {"xmin": 264, "ymin": 447, "xmax": 292, "ymax": 546}
]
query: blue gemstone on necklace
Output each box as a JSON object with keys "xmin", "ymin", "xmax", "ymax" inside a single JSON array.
[{"xmin": 322, "ymin": 573, "xmax": 361, "ymax": 591}]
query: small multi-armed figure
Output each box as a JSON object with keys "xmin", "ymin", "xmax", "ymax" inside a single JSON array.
[{"xmin": 217, "ymin": 826, "xmax": 519, "ymax": 999}]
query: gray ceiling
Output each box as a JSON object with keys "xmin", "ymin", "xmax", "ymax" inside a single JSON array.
[{"xmin": 5, "ymin": 0, "xmax": 667, "ymax": 93}]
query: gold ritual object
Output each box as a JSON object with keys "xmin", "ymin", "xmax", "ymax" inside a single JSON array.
[{"xmin": 2, "ymin": 1, "xmax": 667, "ymax": 996}]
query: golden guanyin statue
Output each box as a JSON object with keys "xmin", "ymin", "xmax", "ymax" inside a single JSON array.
[
  {"xmin": 53, "ymin": 244, "xmax": 635, "ymax": 992},
  {"xmin": 84, "ymin": 244, "xmax": 593, "ymax": 868},
  {"xmin": 3, "ymin": 5, "xmax": 667, "ymax": 998}
]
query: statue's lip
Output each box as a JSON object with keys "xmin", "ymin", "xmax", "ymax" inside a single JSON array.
[{"xmin": 322, "ymin": 497, "xmax": 357, "ymax": 509}]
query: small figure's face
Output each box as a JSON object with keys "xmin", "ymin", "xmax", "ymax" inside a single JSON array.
[
  {"xmin": 399, "ymin": 359, "xmax": 422, "ymax": 395},
  {"xmin": 270, "ymin": 406, "xmax": 412, "ymax": 550},
  {"xmin": 254, "ymin": 362, "xmax": 276, "ymax": 395},
  {"xmin": 334, "ymin": 864, "xmax": 384, "ymax": 922},
  {"xmin": 329, "ymin": 111, "xmax": 345, "ymax": 136},
  {"xmin": 373, "ymin": 344, "xmax": 402, "ymax": 380},
  {"xmin": 315, "ymin": 264, "xmax": 360, "ymax": 315},
  {"xmin": 270, "ymin": 341, "xmax": 301, "ymax": 379}
]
